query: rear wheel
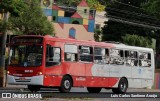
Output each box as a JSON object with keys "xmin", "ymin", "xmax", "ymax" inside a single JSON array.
[
  {"xmin": 59, "ymin": 76, "xmax": 72, "ymax": 93},
  {"xmin": 112, "ymin": 78, "xmax": 128, "ymax": 94},
  {"xmin": 28, "ymin": 85, "xmax": 40, "ymax": 92},
  {"xmin": 87, "ymin": 87, "xmax": 102, "ymax": 93}
]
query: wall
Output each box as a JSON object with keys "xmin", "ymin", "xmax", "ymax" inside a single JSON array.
[
  {"xmin": 153, "ymin": 70, "xmax": 160, "ymax": 89},
  {"xmin": 54, "ymin": 23, "xmax": 94, "ymax": 40}
]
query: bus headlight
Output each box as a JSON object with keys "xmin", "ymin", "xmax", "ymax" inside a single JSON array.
[
  {"xmin": 37, "ymin": 72, "xmax": 42, "ymax": 75},
  {"xmin": 7, "ymin": 71, "xmax": 10, "ymax": 74}
]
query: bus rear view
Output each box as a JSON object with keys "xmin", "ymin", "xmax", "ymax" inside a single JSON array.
[{"xmin": 7, "ymin": 36, "xmax": 44, "ymax": 91}]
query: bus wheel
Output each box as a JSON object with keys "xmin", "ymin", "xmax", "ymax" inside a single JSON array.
[
  {"xmin": 28, "ymin": 85, "xmax": 40, "ymax": 93},
  {"xmin": 87, "ymin": 87, "xmax": 102, "ymax": 93},
  {"xmin": 112, "ymin": 78, "xmax": 128, "ymax": 94},
  {"xmin": 59, "ymin": 76, "xmax": 72, "ymax": 93}
]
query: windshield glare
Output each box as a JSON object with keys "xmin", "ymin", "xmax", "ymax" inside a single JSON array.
[{"xmin": 9, "ymin": 45, "xmax": 43, "ymax": 67}]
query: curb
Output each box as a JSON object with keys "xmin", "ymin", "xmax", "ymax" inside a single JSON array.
[{"xmin": 0, "ymin": 87, "xmax": 26, "ymax": 90}]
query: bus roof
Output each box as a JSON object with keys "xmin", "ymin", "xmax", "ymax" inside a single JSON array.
[
  {"xmin": 45, "ymin": 35, "xmax": 153, "ymax": 52},
  {"xmin": 14, "ymin": 35, "xmax": 153, "ymax": 52}
]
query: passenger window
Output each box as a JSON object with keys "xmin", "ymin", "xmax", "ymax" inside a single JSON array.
[
  {"xmin": 125, "ymin": 50, "xmax": 138, "ymax": 66},
  {"xmin": 64, "ymin": 44, "xmax": 78, "ymax": 62},
  {"xmin": 94, "ymin": 47, "xmax": 109, "ymax": 64},
  {"xmin": 110, "ymin": 49, "xmax": 124, "ymax": 65},
  {"xmin": 79, "ymin": 46, "xmax": 93, "ymax": 62},
  {"xmin": 46, "ymin": 45, "xmax": 61, "ymax": 67},
  {"xmin": 139, "ymin": 52, "xmax": 151, "ymax": 67}
]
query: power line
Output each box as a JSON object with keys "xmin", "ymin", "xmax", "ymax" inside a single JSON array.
[
  {"xmin": 107, "ymin": 7, "xmax": 160, "ymax": 22},
  {"xmin": 107, "ymin": 15, "xmax": 160, "ymax": 30},
  {"xmin": 113, "ymin": 0, "xmax": 145, "ymax": 10}
]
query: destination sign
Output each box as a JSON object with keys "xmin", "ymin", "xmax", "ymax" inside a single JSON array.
[{"xmin": 12, "ymin": 37, "xmax": 43, "ymax": 44}]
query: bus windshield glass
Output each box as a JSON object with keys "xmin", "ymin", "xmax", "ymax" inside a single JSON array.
[{"xmin": 9, "ymin": 45, "xmax": 43, "ymax": 67}]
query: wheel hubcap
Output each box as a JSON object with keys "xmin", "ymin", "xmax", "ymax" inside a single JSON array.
[
  {"xmin": 120, "ymin": 82, "xmax": 126, "ymax": 92},
  {"xmin": 64, "ymin": 80, "xmax": 70, "ymax": 89}
]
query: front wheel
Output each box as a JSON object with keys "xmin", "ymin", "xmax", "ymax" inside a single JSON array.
[
  {"xmin": 87, "ymin": 87, "xmax": 102, "ymax": 93},
  {"xmin": 112, "ymin": 78, "xmax": 128, "ymax": 94},
  {"xmin": 59, "ymin": 76, "xmax": 72, "ymax": 93}
]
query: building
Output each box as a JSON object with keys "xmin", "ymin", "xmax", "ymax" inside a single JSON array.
[
  {"xmin": 41, "ymin": 0, "xmax": 96, "ymax": 40},
  {"xmin": 95, "ymin": 11, "xmax": 108, "ymax": 30}
]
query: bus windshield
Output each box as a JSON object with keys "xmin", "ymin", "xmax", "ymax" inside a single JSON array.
[{"xmin": 9, "ymin": 45, "xmax": 43, "ymax": 67}]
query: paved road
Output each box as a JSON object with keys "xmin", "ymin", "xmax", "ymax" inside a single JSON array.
[{"xmin": 0, "ymin": 86, "xmax": 160, "ymax": 101}]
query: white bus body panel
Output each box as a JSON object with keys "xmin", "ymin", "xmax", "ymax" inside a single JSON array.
[{"xmin": 92, "ymin": 44, "xmax": 155, "ymax": 88}]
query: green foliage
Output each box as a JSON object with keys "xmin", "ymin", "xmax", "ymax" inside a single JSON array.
[
  {"xmin": 87, "ymin": 0, "xmax": 105, "ymax": 11},
  {"xmin": 56, "ymin": 0, "xmax": 81, "ymax": 7},
  {"xmin": 0, "ymin": 0, "xmax": 25, "ymax": 16},
  {"xmin": 142, "ymin": 0, "xmax": 160, "ymax": 19},
  {"xmin": 8, "ymin": 0, "xmax": 54, "ymax": 35},
  {"xmin": 0, "ymin": 20, "xmax": 9, "ymax": 32},
  {"xmin": 102, "ymin": 0, "xmax": 154, "ymax": 48},
  {"xmin": 122, "ymin": 34, "xmax": 152, "ymax": 48},
  {"xmin": 56, "ymin": 0, "xmax": 105, "ymax": 11},
  {"xmin": 94, "ymin": 29, "xmax": 102, "ymax": 42}
]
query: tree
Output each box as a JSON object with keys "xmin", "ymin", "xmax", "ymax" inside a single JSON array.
[
  {"xmin": 0, "ymin": 0, "xmax": 54, "ymax": 87},
  {"xmin": 102, "ymin": 0, "xmax": 160, "ymax": 69},
  {"xmin": 94, "ymin": 29, "xmax": 102, "ymax": 42},
  {"xmin": 142, "ymin": 0, "xmax": 160, "ymax": 19},
  {"xmin": 122, "ymin": 34, "xmax": 152, "ymax": 48},
  {"xmin": 102, "ymin": 0, "xmax": 154, "ymax": 43},
  {"xmin": 9, "ymin": 0, "xmax": 54, "ymax": 35},
  {"xmin": 142, "ymin": 0, "xmax": 160, "ymax": 69},
  {"xmin": 55, "ymin": 0, "xmax": 105, "ymax": 12}
]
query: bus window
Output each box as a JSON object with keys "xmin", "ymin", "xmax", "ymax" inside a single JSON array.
[
  {"xmin": 94, "ymin": 47, "xmax": 109, "ymax": 64},
  {"xmin": 46, "ymin": 45, "xmax": 61, "ymax": 67},
  {"xmin": 9, "ymin": 45, "xmax": 43, "ymax": 67},
  {"xmin": 139, "ymin": 52, "xmax": 151, "ymax": 67},
  {"xmin": 125, "ymin": 50, "xmax": 138, "ymax": 66},
  {"xmin": 79, "ymin": 46, "xmax": 93, "ymax": 62},
  {"xmin": 64, "ymin": 44, "xmax": 78, "ymax": 62},
  {"xmin": 110, "ymin": 49, "xmax": 124, "ymax": 65}
]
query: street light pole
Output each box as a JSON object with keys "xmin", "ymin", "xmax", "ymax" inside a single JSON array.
[{"xmin": 0, "ymin": 11, "xmax": 9, "ymax": 87}]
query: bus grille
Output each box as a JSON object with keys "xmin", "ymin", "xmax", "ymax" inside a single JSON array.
[{"xmin": 15, "ymin": 79, "xmax": 31, "ymax": 82}]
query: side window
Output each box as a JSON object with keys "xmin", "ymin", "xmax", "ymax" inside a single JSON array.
[
  {"xmin": 79, "ymin": 46, "xmax": 93, "ymax": 62},
  {"xmin": 64, "ymin": 44, "xmax": 78, "ymax": 62},
  {"xmin": 46, "ymin": 45, "xmax": 61, "ymax": 67},
  {"xmin": 139, "ymin": 52, "xmax": 151, "ymax": 67},
  {"xmin": 94, "ymin": 47, "xmax": 109, "ymax": 64},
  {"xmin": 125, "ymin": 50, "xmax": 138, "ymax": 66},
  {"xmin": 110, "ymin": 49, "xmax": 124, "ymax": 65}
]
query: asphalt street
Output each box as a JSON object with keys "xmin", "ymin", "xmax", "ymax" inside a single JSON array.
[{"xmin": 0, "ymin": 86, "xmax": 160, "ymax": 101}]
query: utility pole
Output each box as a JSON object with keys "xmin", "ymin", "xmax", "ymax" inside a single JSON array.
[{"xmin": 0, "ymin": 10, "xmax": 9, "ymax": 87}]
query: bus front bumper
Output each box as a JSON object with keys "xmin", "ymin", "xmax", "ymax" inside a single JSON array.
[{"xmin": 7, "ymin": 75, "xmax": 44, "ymax": 85}]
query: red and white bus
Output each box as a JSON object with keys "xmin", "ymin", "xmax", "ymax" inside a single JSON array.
[{"xmin": 7, "ymin": 35, "xmax": 155, "ymax": 93}]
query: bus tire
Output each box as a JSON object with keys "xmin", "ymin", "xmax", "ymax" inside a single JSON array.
[
  {"xmin": 112, "ymin": 78, "xmax": 128, "ymax": 94},
  {"xmin": 28, "ymin": 85, "xmax": 40, "ymax": 92},
  {"xmin": 59, "ymin": 76, "xmax": 72, "ymax": 93},
  {"xmin": 87, "ymin": 87, "xmax": 102, "ymax": 93}
]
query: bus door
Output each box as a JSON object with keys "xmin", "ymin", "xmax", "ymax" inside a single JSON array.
[
  {"xmin": 137, "ymin": 52, "xmax": 153, "ymax": 88},
  {"xmin": 44, "ymin": 41, "xmax": 62, "ymax": 86},
  {"xmin": 131, "ymin": 52, "xmax": 152, "ymax": 88}
]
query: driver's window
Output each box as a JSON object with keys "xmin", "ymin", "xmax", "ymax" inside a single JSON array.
[{"xmin": 46, "ymin": 45, "xmax": 61, "ymax": 67}]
